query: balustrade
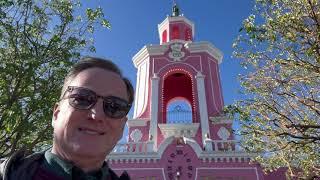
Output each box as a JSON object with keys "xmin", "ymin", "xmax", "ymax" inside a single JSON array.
[
  {"xmin": 111, "ymin": 141, "xmax": 154, "ymax": 154},
  {"xmin": 204, "ymin": 140, "xmax": 238, "ymax": 152},
  {"xmin": 111, "ymin": 139, "xmax": 241, "ymax": 155}
]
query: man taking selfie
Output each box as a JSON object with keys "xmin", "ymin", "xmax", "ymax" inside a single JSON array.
[{"xmin": 0, "ymin": 57, "xmax": 133, "ymax": 180}]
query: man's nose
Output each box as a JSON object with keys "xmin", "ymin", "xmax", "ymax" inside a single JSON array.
[{"xmin": 88, "ymin": 99, "xmax": 105, "ymax": 121}]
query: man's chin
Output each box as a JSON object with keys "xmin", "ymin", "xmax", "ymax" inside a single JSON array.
[{"xmin": 69, "ymin": 143, "xmax": 107, "ymax": 158}]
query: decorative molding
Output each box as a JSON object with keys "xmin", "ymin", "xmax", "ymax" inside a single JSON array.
[
  {"xmin": 107, "ymin": 155, "xmax": 160, "ymax": 164},
  {"xmin": 130, "ymin": 129, "xmax": 143, "ymax": 142},
  {"xmin": 150, "ymin": 73, "xmax": 160, "ymax": 151},
  {"xmin": 217, "ymin": 127, "xmax": 231, "ymax": 140},
  {"xmin": 157, "ymin": 136, "xmax": 174, "ymax": 158},
  {"xmin": 168, "ymin": 43, "xmax": 185, "ymax": 61},
  {"xmin": 133, "ymin": 45, "xmax": 168, "ymax": 67},
  {"xmin": 185, "ymin": 41, "xmax": 223, "ymax": 63},
  {"xmin": 108, "ymin": 139, "xmax": 256, "ymax": 163},
  {"xmin": 199, "ymin": 152, "xmax": 255, "ymax": 162},
  {"xmin": 127, "ymin": 118, "xmax": 150, "ymax": 127},
  {"xmin": 158, "ymin": 123, "xmax": 200, "ymax": 138},
  {"xmin": 209, "ymin": 56, "xmax": 225, "ymax": 108},
  {"xmin": 208, "ymin": 60, "xmax": 220, "ymax": 112},
  {"xmin": 209, "ymin": 115, "xmax": 233, "ymax": 124},
  {"xmin": 156, "ymin": 61, "xmax": 198, "ymax": 75},
  {"xmin": 108, "ymin": 148, "xmax": 255, "ymax": 164},
  {"xmin": 183, "ymin": 137, "xmax": 203, "ymax": 157},
  {"xmin": 196, "ymin": 71, "xmax": 211, "ymax": 145},
  {"xmin": 161, "ymin": 39, "xmax": 190, "ymax": 46},
  {"xmin": 133, "ymin": 60, "xmax": 149, "ymax": 118}
]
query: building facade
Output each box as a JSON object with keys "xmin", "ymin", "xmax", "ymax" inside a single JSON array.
[{"xmin": 107, "ymin": 4, "xmax": 286, "ymax": 180}]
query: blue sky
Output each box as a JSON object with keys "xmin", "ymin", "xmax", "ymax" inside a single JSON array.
[
  {"xmin": 84, "ymin": 0, "xmax": 255, "ymax": 140},
  {"xmin": 87, "ymin": 0, "xmax": 254, "ymax": 107}
]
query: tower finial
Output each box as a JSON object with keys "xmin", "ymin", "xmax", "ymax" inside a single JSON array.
[{"xmin": 172, "ymin": 0, "xmax": 180, "ymax": 17}]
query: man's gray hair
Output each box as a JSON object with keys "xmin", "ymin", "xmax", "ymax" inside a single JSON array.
[{"xmin": 60, "ymin": 57, "xmax": 134, "ymax": 105}]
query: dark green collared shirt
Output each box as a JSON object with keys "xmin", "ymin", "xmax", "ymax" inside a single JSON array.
[{"xmin": 41, "ymin": 150, "xmax": 109, "ymax": 180}]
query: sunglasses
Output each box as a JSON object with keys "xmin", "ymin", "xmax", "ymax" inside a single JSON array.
[{"xmin": 61, "ymin": 86, "xmax": 131, "ymax": 119}]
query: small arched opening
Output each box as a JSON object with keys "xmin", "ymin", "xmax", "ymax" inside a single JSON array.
[{"xmin": 166, "ymin": 98, "xmax": 192, "ymax": 124}]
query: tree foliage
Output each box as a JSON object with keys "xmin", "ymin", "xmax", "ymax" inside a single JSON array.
[
  {"xmin": 231, "ymin": 0, "xmax": 320, "ymax": 178},
  {"xmin": 0, "ymin": 0, "xmax": 110, "ymax": 158}
]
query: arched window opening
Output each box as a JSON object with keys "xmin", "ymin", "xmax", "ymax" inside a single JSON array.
[
  {"xmin": 185, "ymin": 28, "xmax": 192, "ymax": 41},
  {"xmin": 172, "ymin": 26, "xmax": 180, "ymax": 40},
  {"xmin": 162, "ymin": 71, "xmax": 194, "ymax": 124},
  {"xmin": 166, "ymin": 99, "xmax": 192, "ymax": 124},
  {"xmin": 162, "ymin": 30, "xmax": 167, "ymax": 43}
]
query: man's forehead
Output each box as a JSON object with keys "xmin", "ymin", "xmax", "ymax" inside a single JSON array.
[
  {"xmin": 78, "ymin": 67, "xmax": 120, "ymax": 77},
  {"xmin": 67, "ymin": 68, "xmax": 127, "ymax": 97}
]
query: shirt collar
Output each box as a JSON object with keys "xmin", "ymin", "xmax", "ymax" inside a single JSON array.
[{"xmin": 43, "ymin": 150, "xmax": 109, "ymax": 180}]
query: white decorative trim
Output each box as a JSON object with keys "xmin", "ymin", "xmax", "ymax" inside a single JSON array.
[
  {"xmin": 127, "ymin": 118, "xmax": 150, "ymax": 127},
  {"xmin": 196, "ymin": 72, "xmax": 211, "ymax": 145},
  {"xmin": 185, "ymin": 41, "xmax": 223, "ymax": 63},
  {"xmin": 217, "ymin": 127, "xmax": 230, "ymax": 140},
  {"xmin": 107, "ymin": 153, "xmax": 160, "ymax": 163},
  {"xmin": 108, "ymin": 139, "xmax": 256, "ymax": 162},
  {"xmin": 183, "ymin": 137, "xmax": 203, "ymax": 157},
  {"xmin": 157, "ymin": 136, "xmax": 174, "ymax": 158},
  {"xmin": 214, "ymin": 57, "xmax": 225, "ymax": 107},
  {"xmin": 156, "ymin": 61, "xmax": 198, "ymax": 75},
  {"xmin": 161, "ymin": 39, "xmax": 190, "ymax": 46},
  {"xmin": 130, "ymin": 129, "xmax": 143, "ymax": 142},
  {"xmin": 133, "ymin": 45, "xmax": 168, "ymax": 68},
  {"xmin": 150, "ymin": 73, "xmax": 160, "ymax": 151},
  {"xmin": 158, "ymin": 123, "xmax": 200, "ymax": 138},
  {"xmin": 168, "ymin": 43, "xmax": 185, "ymax": 61},
  {"xmin": 208, "ymin": 56, "xmax": 225, "ymax": 109},
  {"xmin": 208, "ymin": 60, "xmax": 219, "ymax": 113},
  {"xmin": 133, "ymin": 60, "xmax": 149, "ymax": 118},
  {"xmin": 209, "ymin": 116, "xmax": 233, "ymax": 124}
]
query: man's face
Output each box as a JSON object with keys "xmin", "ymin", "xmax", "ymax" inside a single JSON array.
[{"xmin": 52, "ymin": 67, "xmax": 129, "ymax": 159}]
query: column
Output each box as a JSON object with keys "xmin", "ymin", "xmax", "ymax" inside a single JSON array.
[
  {"xmin": 149, "ymin": 73, "xmax": 160, "ymax": 151},
  {"xmin": 196, "ymin": 72, "xmax": 212, "ymax": 151}
]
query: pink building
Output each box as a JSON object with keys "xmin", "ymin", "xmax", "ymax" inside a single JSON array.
[{"xmin": 108, "ymin": 4, "xmax": 286, "ymax": 180}]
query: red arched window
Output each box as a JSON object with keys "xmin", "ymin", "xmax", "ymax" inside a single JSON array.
[
  {"xmin": 172, "ymin": 26, "xmax": 179, "ymax": 40},
  {"xmin": 185, "ymin": 28, "xmax": 192, "ymax": 41},
  {"xmin": 162, "ymin": 30, "xmax": 167, "ymax": 43}
]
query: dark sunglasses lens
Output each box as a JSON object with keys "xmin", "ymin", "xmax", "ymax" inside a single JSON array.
[
  {"xmin": 103, "ymin": 97, "xmax": 130, "ymax": 118},
  {"xmin": 68, "ymin": 88, "xmax": 96, "ymax": 109}
]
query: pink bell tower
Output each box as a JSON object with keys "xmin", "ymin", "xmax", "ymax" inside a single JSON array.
[
  {"xmin": 107, "ymin": 3, "xmax": 286, "ymax": 180},
  {"xmin": 131, "ymin": 2, "xmax": 226, "ymax": 151}
]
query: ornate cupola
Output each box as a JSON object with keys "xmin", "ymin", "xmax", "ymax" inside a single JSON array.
[{"xmin": 158, "ymin": 3, "xmax": 194, "ymax": 44}]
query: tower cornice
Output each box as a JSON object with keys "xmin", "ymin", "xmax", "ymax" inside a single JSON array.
[
  {"xmin": 185, "ymin": 41, "xmax": 223, "ymax": 63},
  {"xmin": 127, "ymin": 118, "xmax": 150, "ymax": 127},
  {"xmin": 132, "ymin": 45, "xmax": 168, "ymax": 68},
  {"xmin": 133, "ymin": 41, "xmax": 223, "ymax": 68}
]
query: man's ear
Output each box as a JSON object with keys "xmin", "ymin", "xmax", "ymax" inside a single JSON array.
[{"xmin": 52, "ymin": 103, "xmax": 60, "ymax": 127}]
